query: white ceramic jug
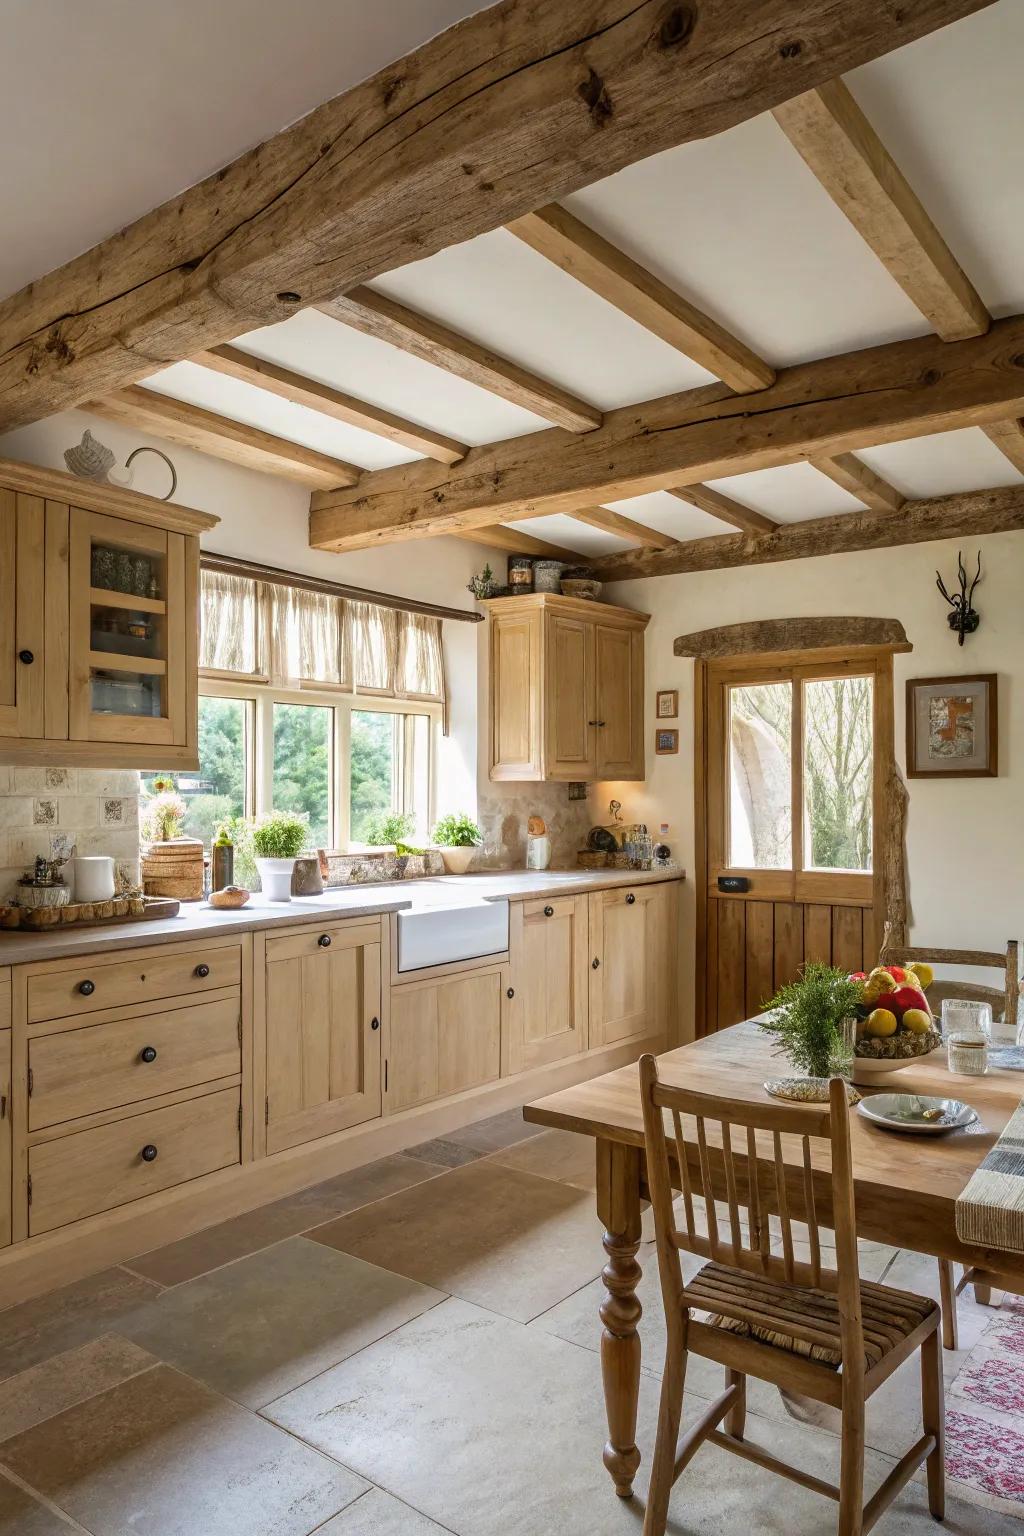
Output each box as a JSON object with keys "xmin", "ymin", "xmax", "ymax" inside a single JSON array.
[{"xmin": 73, "ymin": 855, "xmax": 115, "ymax": 903}]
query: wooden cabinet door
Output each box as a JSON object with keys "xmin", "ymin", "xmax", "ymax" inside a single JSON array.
[
  {"xmin": 544, "ymin": 611, "xmax": 596, "ymax": 779},
  {"xmin": 507, "ymin": 896, "xmax": 588, "ymax": 1073},
  {"xmin": 594, "ymin": 624, "xmax": 644, "ymax": 779},
  {"xmin": 0, "ymin": 489, "xmax": 45, "ymax": 740},
  {"xmin": 263, "ymin": 931, "xmax": 382, "ymax": 1154},
  {"xmin": 0, "ymin": 1030, "xmax": 10, "ymax": 1249},
  {"xmin": 489, "ymin": 609, "xmax": 542, "ymax": 779},
  {"xmin": 68, "ymin": 509, "xmax": 188, "ymax": 750},
  {"xmin": 386, "ymin": 966, "xmax": 505, "ymax": 1114},
  {"xmin": 589, "ymin": 885, "xmax": 673, "ymax": 1047}
]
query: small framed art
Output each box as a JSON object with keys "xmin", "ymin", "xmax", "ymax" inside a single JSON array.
[
  {"xmin": 906, "ymin": 673, "xmax": 997, "ymax": 778},
  {"xmin": 655, "ymin": 728, "xmax": 679, "ymax": 755},
  {"xmin": 656, "ymin": 689, "xmax": 678, "ymax": 719}
]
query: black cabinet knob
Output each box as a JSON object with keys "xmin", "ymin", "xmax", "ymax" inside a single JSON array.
[
  {"xmin": 194, "ymin": 964, "xmax": 210, "ymax": 978},
  {"xmin": 370, "ymin": 1016, "xmax": 380, "ymax": 1031},
  {"xmin": 626, "ymin": 892, "xmax": 636, "ymax": 905},
  {"xmin": 507, "ymin": 987, "xmax": 515, "ymax": 999},
  {"xmin": 141, "ymin": 1144, "xmax": 158, "ymax": 1163},
  {"xmin": 543, "ymin": 905, "xmax": 554, "ymax": 917},
  {"xmin": 592, "ymin": 957, "xmax": 600, "ymax": 970},
  {"xmin": 78, "ymin": 979, "xmax": 95, "ymax": 996},
  {"xmin": 317, "ymin": 934, "xmax": 332, "ymax": 948},
  {"xmin": 139, "ymin": 1045, "xmax": 157, "ymax": 1064},
  {"xmin": 18, "ymin": 649, "xmax": 34, "ymax": 665}
]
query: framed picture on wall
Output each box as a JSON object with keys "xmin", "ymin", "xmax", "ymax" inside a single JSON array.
[
  {"xmin": 906, "ymin": 674, "xmax": 997, "ymax": 778},
  {"xmin": 655, "ymin": 728, "xmax": 679, "ymax": 755},
  {"xmin": 655, "ymin": 689, "xmax": 678, "ymax": 719}
]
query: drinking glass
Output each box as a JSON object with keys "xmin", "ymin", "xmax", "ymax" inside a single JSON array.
[
  {"xmin": 946, "ymin": 1030, "xmax": 989, "ymax": 1076},
  {"xmin": 941, "ymin": 998, "xmax": 993, "ymax": 1039}
]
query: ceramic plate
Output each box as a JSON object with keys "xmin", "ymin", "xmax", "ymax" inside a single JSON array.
[{"xmin": 857, "ymin": 1093, "xmax": 978, "ymax": 1134}]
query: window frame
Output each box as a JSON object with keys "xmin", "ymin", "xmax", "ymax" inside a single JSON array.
[{"xmin": 199, "ymin": 674, "xmax": 440, "ymax": 850}]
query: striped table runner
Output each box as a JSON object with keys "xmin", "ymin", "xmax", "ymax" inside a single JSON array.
[{"xmin": 956, "ymin": 1099, "xmax": 1024, "ymax": 1254}]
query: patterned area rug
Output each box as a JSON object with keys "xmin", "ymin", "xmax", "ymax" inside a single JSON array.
[{"xmin": 946, "ymin": 1293, "xmax": 1024, "ymax": 1516}]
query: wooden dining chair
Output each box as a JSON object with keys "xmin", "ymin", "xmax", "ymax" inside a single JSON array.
[
  {"xmin": 639, "ymin": 1056, "xmax": 944, "ymax": 1536},
  {"xmin": 880, "ymin": 939, "xmax": 1021, "ymax": 1348}
]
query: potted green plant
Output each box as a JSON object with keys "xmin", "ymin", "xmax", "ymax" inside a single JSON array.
[
  {"xmin": 363, "ymin": 810, "xmax": 416, "ymax": 847},
  {"xmin": 432, "ymin": 812, "xmax": 483, "ymax": 875},
  {"xmin": 251, "ymin": 811, "xmax": 309, "ymax": 902},
  {"xmin": 758, "ymin": 963, "xmax": 863, "ymax": 1099}
]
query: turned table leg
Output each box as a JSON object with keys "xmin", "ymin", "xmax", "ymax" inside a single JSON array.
[{"xmin": 596, "ymin": 1138, "xmax": 644, "ymax": 1498}]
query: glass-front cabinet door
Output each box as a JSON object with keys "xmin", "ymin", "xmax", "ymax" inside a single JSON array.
[{"xmin": 69, "ymin": 509, "xmax": 188, "ymax": 749}]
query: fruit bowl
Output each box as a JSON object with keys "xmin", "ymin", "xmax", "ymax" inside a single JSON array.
[
  {"xmin": 852, "ymin": 1029, "xmax": 942, "ymax": 1082},
  {"xmin": 849, "ymin": 961, "xmax": 941, "ymax": 1084}
]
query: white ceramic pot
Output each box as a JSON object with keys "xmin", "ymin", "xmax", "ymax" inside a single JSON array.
[
  {"xmin": 255, "ymin": 857, "xmax": 296, "ymax": 902},
  {"xmin": 73, "ymin": 855, "xmax": 115, "ymax": 903},
  {"xmin": 438, "ymin": 845, "xmax": 476, "ymax": 876}
]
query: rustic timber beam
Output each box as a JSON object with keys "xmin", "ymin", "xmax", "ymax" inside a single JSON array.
[
  {"xmin": 565, "ymin": 505, "xmax": 676, "ymax": 548},
  {"xmin": 809, "ymin": 453, "xmax": 905, "ymax": 513},
  {"xmin": 318, "ymin": 289, "xmax": 601, "ymax": 434},
  {"xmin": 456, "ymin": 525, "xmax": 584, "ymax": 561},
  {"xmin": 666, "ymin": 484, "xmax": 777, "ymax": 534},
  {"xmin": 192, "ymin": 345, "xmax": 467, "ymax": 464},
  {"xmin": 507, "ymin": 204, "xmax": 774, "ymax": 392},
  {"xmin": 588, "ymin": 486, "xmax": 1024, "ymax": 581},
  {"xmin": 0, "ymin": 0, "xmax": 993, "ymax": 429},
  {"xmin": 982, "ymin": 419, "xmax": 1024, "ymax": 475},
  {"xmin": 673, "ymin": 617, "xmax": 911, "ymax": 659},
  {"xmin": 87, "ymin": 387, "xmax": 360, "ymax": 490},
  {"xmin": 308, "ymin": 315, "xmax": 1024, "ymax": 550},
  {"xmin": 773, "ymin": 79, "xmax": 990, "ymax": 341}
]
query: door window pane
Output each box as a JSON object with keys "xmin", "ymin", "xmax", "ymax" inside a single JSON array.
[
  {"xmin": 143, "ymin": 696, "xmax": 249, "ymax": 844},
  {"xmin": 350, "ymin": 710, "xmax": 397, "ymax": 843},
  {"xmin": 803, "ymin": 675, "xmax": 873, "ymax": 871},
  {"xmin": 728, "ymin": 683, "xmax": 792, "ymax": 868},
  {"xmin": 272, "ymin": 702, "xmax": 332, "ymax": 848}
]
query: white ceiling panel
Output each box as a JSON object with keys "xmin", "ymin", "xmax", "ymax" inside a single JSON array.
[
  {"xmin": 703, "ymin": 464, "xmax": 864, "ymax": 524},
  {"xmin": 855, "ymin": 428, "xmax": 1024, "ymax": 499},
  {"xmin": 499, "ymin": 516, "xmax": 629, "ymax": 559},
  {"xmin": 606, "ymin": 491, "xmax": 733, "ymax": 541}
]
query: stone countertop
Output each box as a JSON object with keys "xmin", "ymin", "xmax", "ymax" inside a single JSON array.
[{"xmin": 0, "ymin": 865, "xmax": 684, "ymax": 967}]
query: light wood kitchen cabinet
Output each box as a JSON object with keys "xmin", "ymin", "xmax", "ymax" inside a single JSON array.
[
  {"xmin": 588, "ymin": 883, "xmax": 676, "ymax": 1048},
  {"xmin": 484, "ymin": 592, "xmax": 648, "ymax": 782},
  {"xmin": 507, "ymin": 895, "xmax": 589, "ymax": 1073},
  {"xmin": 386, "ymin": 964, "xmax": 507, "ymax": 1113},
  {"xmin": 259, "ymin": 922, "xmax": 382, "ymax": 1155},
  {"xmin": 1, "ymin": 1020, "xmax": 10, "ymax": 1251},
  {"xmin": 0, "ymin": 457, "xmax": 216, "ymax": 769}
]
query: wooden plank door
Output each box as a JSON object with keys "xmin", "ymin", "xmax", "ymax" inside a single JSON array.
[
  {"xmin": 544, "ymin": 611, "xmax": 595, "ymax": 779},
  {"xmin": 594, "ymin": 624, "xmax": 644, "ymax": 779},
  {"xmin": 489, "ymin": 608, "xmax": 542, "ymax": 779},
  {"xmin": 589, "ymin": 885, "xmax": 664, "ymax": 1047},
  {"xmin": 385, "ymin": 966, "xmax": 505, "ymax": 1113},
  {"xmin": 263, "ymin": 928, "xmax": 382, "ymax": 1154},
  {"xmin": 507, "ymin": 895, "xmax": 589, "ymax": 1072},
  {"xmin": 0, "ymin": 489, "xmax": 45, "ymax": 740}
]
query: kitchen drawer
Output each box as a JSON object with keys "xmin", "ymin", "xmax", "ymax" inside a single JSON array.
[
  {"xmin": 264, "ymin": 921, "xmax": 379, "ymax": 964},
  {"xmin": 27, "ymin": 944, "xmax": 242, "ymax": 1023},
  {"xmin": 28, "ymin": 996, "xmax": 242, "ymax": 1131},
  {"xmin": 28, "ymin": 1086, "xmax": 240, "ymax": 1235}
]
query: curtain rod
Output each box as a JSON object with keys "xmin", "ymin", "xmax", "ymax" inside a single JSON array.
[{"xmin": 201, "ymin": 551, "xmax": 483, "ymax": 624}]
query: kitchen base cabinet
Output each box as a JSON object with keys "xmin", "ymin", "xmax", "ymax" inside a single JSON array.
[
  {"xmin": 588, "ymin": 883, "xmax": 676, "ymax": 1048},
  {"xmin": 507, "ymin": 895, "xmax": 589, "ymax": 1073},
  {"xmin": 0, "ymin": 1027, "xmax": 10, "ymax": 1249},
  {"xmin": 259, "ymin": 923, "xmax": 382, "ymax": 1156},
  {"xmin": 386, "ymin": 965, "xmax": 507, "ymax": 1114}
]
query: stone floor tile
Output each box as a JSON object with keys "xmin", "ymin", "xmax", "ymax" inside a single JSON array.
[
  {"xmin": 883, "ymin": 1249, "xmax": 995, "ymax": 1353},
  {"xmin": 0, "ymin": 1471, "xmax": 80, "ymax": 1536},
  {"xmin": 310, "ymin": 1160, "xmax": 604, "ymax": 1323},
  {"xmin": 0, "ymin": 1268, "xmax": 160, "ymax": 1384},
  {"xmin": 0, "ymin": 1333, "xmax": 156, "ymax": 1442},
  {"xmin": 0, "ymin": 1363, "xmax": 366, "ymax": 1536},
  {"xmin": 316, "ymin": 1486, "xmax": 454, "ymax": 1534},
  {"xmin": 126, "ymin": 1154, "xmax": 446, "ymax": 1287},
  {"xmin": 119, "ymin": 1236, "xmax": 446, "ymax": 1408},
  {"xmin": 487, "ymin": 1127, "xmax": 597, "ymax": 1191},
  {"xmin": 444, "ymin": 1106, "xmax": 542, "ymax": 1154},
  {"xmin": 401, "ymin": 1137, "xmax": 483, "ymax": 1168}
]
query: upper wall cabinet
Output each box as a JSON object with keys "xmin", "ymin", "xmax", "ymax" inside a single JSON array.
[
  {"xmin": 0, "ymin": 458, "xmax": 217, "ymax": 770},
  {"xmin": 484, "ymin": 593, "xmax": 649, "ymax": 782}
]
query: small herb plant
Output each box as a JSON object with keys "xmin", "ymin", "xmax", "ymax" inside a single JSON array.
[
  {"xmin": 251, "ymin": 811, "xmax": 308, "ymax": 860},
  {"xmin": 432, "ymin": 813, "xmax": 482, "ymax": 848},
  {"xmin": 759, "ymin": 963, "xmax": 863, "ymax": 1080},
  {"xmin": 363, "ymin": 810, "xmax": 416, "ymax": 847}
]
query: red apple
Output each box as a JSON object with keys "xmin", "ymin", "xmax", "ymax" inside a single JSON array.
[
  {"xmin": 849, "ymin": 971, "xmax": 867, "ymax": 983},
  {"xmin": 887, "ymin": 965, "xmax": 907, "ymax": 983},
  {"xmin": 889, "ymin": 985, "xmax": 929, "ymax": 1020}
]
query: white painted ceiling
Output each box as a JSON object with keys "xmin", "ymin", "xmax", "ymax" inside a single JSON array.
[{"xmin": 3, "ymin": 0, "xmax": 1023, "ymax": 557}]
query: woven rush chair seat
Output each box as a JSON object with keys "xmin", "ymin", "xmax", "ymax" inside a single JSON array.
[{"xmin": 689, "ymin": 1260, "xmax": 938, "ymax": 1371}]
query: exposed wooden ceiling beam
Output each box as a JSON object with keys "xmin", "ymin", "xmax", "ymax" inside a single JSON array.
[
  {"xmin": 982, "ymin": 419, "xmax": 1024, "ymax": 475},
  {"xmin": 318, "ymin": 289, "xmax": 601, "ymax": 434},
  {"xmin": 506, "ymin": 204, "xmax": 775, "ymax": 393},
  {"xmin": 192, "ymin": 344, "xmax": 466, "ymax": 464},
  {"xmin": 564, "ymin": 505, "xmax": 676, "ymax": 549},
  {"xmin": 456, "ymin": 525, "xmax": 584, "ymax": 561},
  {"xmin": 589, "ymin": 486, "xmax": 1024, "ymax": 581},
  {"xmin": 772, "ymin": 78, "xmax": 990, "ymax": 342},
  {"xmin": 308, "ymin": 314, "xmax": 1024, "ymax": 551},
  {"xmin": 87, "ymin": 387, "xmax": 360, "ymax": 490},
  {"xmin": 809, "ymin": 452, "xmax": 905, "ymax": 512},
  {"xmin": 0, "ymin": 0, "xmax": 987, "ymax": 429},
  {"xmin": 665, "ymin": 484, "xmax": 777, "ymax": 534}
]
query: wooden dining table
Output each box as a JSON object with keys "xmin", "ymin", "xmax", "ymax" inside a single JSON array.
[{"xmin": 524, "ymin": 1020, "xmax": 1024, "ymax": 1499}]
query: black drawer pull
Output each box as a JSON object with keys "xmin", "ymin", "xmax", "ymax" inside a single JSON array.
[
  {"xmin": 318, "ymin": 934, "xmax": 332, "ymax": 947},
  {"xmin": 507, "ymin": 987, "xmax": 515, "ymax": 999},
  {"xmin": 141, "ymin": 1144, "xmax": 158, "ymax": 1163},
  {"xmin": 18, "ymin": 649, "xmax": 34, "ymax": 665},
  {"xmin": 592, "ymin": 957, "xmax": 600, "ymax": 970},
  {"xmin": 543, "ymin": 905, "xmax": 554, "ymax": 917},
  {"xmin": 626, "ymin": 892, "xmax": 636, "ymax": 905},
  {"xmin": 139, "ymin": 1045, "xmax": 158, "ymax": 1064},
  {"xmin": 370, "ymin": 1016, "xmax": 380, "ymax": 1031},
  {"xmin": 78, "ymin": 979, "xmax": 95, "ymax": 996},
  {"xmin": 194, "ymin": 963, "xmax": 210, "ymax": 978}
]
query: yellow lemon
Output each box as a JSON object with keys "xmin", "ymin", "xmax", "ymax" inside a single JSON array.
[
  {"xmin": 902, "ymin": 1007, "xmax": 932, "ymax": 1035},
  {"xmin": 866, "ymin": 1007, "xmax": 898, "ymax": 1038},
  {"xmin": 907, "ymin": 961, "xmax": 934, "ymax": 990}
]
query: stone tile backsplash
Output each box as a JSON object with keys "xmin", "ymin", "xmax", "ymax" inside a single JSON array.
[
  {"xmin": 0, "ymin": 766, "xmax": 141, "ymax": 899},
  {"xmin": 476, "ymin": 782, "xmax": 594, "ymax": 869}
]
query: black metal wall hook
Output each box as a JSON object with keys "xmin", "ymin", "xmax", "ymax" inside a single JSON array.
[{"xmin": 936, "ymin": 550, "xmax": 982, "ymax": 645}]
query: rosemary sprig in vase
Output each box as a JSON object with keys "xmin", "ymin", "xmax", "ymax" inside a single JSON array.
[{"xmin": 759, "ymin": 963, "xmax": 864, "ymax": 1082}]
